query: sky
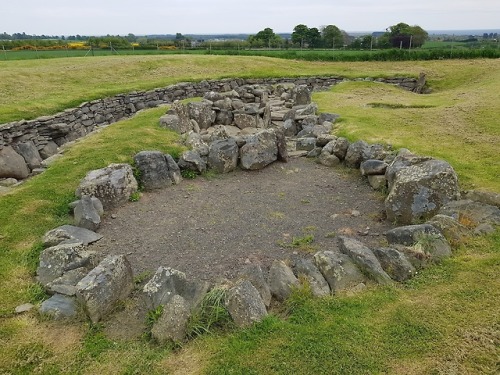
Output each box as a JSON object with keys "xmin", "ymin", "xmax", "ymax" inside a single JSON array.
[{"xmin": 3, "ymin": 0, "xmax": 499, "ymax": 36}]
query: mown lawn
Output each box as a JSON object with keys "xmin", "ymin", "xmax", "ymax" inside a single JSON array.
[{"xmin": 0, "ymin": 56, "xmax": 498, "ymax": 374}]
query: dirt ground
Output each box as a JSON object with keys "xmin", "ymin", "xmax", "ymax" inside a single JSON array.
[{"xmin": 90, "ymin": 157, "xmax": 394, "ymax": 283}]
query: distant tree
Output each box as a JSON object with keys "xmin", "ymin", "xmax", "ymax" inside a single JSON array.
[
  {"xmin": 307, "ymin": 27, "xmax": 322, "ymax": 48},
  {"xmin": 291, "ymin": 24, "xmax": 309, "ymax": 48},
  {"xmin": 385, "ymin": 22, "xmax": 428, "ymax": 48},
  {"xmin": 248, "ymin": 28, "xmax": 281, "ymax": 48},
  {"xmin": 321, "ymin": 25, "xmax": 343, "ymax": 48},
  {"xmin": 126, "ymin": 33, "xmax": 136, "ymax": 42}
]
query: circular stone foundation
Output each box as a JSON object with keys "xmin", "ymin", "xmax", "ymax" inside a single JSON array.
[{"xmin": 89, "ymin": 157, "xmax": 395, "ymax": 282}]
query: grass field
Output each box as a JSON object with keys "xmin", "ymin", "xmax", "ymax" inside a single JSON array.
[{"xmin": 0, "ymin": 56, "xmax": 498, "ymax": 374}]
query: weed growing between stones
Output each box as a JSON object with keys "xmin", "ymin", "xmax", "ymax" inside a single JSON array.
[
  {"xmin": 186, "ymin": 288, "xmax": 232, "ymax": 339},
  {"xmin": 181, "ymin": 169, "xmax": 197, "ymax": 179},
  {"xmin": 128, "ymin": 191, "xmax": 141, "ymax": 202},
  {"xmin": 145, "ymin": 305, "xmax": 164, "ymax": 336},
  {"xmin": 278, "ymin": 234, "xmax": 317, "ymax": 253}
]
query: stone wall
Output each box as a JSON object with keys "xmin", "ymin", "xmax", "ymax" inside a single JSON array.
[{"xmin": 0, "ymin": 76, "xmax": 420, "ymax": 167}]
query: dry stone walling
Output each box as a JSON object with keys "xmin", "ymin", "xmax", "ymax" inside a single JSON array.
[{"xmin": 31, "ymin": 82, "xmax": 500, "ymax": 344}]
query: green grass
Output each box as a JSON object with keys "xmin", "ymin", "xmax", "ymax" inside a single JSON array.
[
  {"xmin": 314, "ymin": 59, "xmax": 500, "ymax": 192},
  {"xmin": 0, "ymin": 55, "xmax": 426, "ymax": 124},
  {"xmin": 0, "ymin": 56, "xmax": 499, "ymax": 374}
]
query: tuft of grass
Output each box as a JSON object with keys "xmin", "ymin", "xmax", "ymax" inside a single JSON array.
[
  {"xmin": 187, "ymin": 288, "xmax": 232, "ymax": 339},
  {"xmin": 279, "ymin": 234, "xmax": 317, "ymax": 253},
  {"xmin": 180, "ymin": 169, "xmax": 198, "ymax": 179}
]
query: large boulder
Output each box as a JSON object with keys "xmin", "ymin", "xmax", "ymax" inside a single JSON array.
[
  {"xmin": 293, "ymin": 258, "xmax": 330, "ymax": 297},
  {"xmin": 313, "ymin": 251, "xmax": 366, "ymax": 294},
  {"xmin": 385, "ymin": 224, "xmax": 452, "ymax": 263},
  {"xmin": 239, "ymin": 130, "xmax": 278, "ymax": 170},
  {"xmin": 226, "ymin": 280, "xmax": 268, "ymax": 328},
  {"xmin": 46, "ymin": 267, "xmax": 89, "ymax": 296},
  {"xmin": 151, "ymin": 295, "xmax": 191, "ymax": 344},
  {"xmin": 36, "ymin": 242, "xmax": 97, "ymax": 287},
  {"xmin": 372, "ymin": 248, "xmax": 416, "ymax": 282},
  {"xmin": 188, "ymin": 101, "xmax": 215, "ymax": 130},
  {"xmin": 360, "ymin": 160, "xmax": 388, "ymax": 176},
  {"xmin": 73, "ymin": 195, "xmax": 101, "ymax": 231},
  {"xmin": 338, "ymin": 237, "xmax": 392, "ymax": 285},
  {"xmin": 241, "ymin": 264, "xmax": 272, "ymax": 308},
  {"xmin": 292, "ymin": 85, "xmax": 311, "ymax": 105},
  {"xmin": 426, "ymin": 214, "xmax": 470, "ymax": 245},
  {"xmin": 234, "ymin": 113, "xmax": 258, "ymax": 129},
  {"xmin": 76, "ymin": 163, "xmax": 138, "ymax": 210},
  {"xmin": 0, "ymin": 146, "xmax": 30, "ymax": 179},
  {"xmin": 438, "ymin": 200, "xmax": 500, "ymax": 229},
  {"xmin": 385, "ymin": 150, "xmax": 460, "ymax": 224},
  {"xmin": 185, "ymin": 132, "xmax": 209, "ymax": 156},
  {"xmin": 133, "ymin": 151, "xmax": 180, "ymax": 190},
  {"xmin": 345, "ymin": 140, "xmax": 369, "ymax": 169},
  {"xmin": 42, "ymin": 225, "xmax": 102, "ymax": 247},
  {"xmin": 208, "ymin": 138, "xmax": 239, "ymax": 173},
  {"xmin": 269, "ymin": 260, "xmax": 299, "ymax": 302},
  {"xmin": 159, "ymin": 102, "xmax": 193, "ymax": 134},
  {"xmin": 178, "ymin": 150, "xmax": 207, "ymax": 174},
  {"xmin": 14, "ymin": 141, "xmax": 43, "ymax": 170},
  {"xmin": 76, "ymin": 255, "xmax": 134, "ymax": 323},
  {"xmin": 142, "ymin": 266, "xmax": 209, "ymax": 311}
]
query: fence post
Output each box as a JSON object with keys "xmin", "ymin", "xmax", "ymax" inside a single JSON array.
[{"xmin": 2, "ymin": 45, "xmax": 6, "ymax": 60}]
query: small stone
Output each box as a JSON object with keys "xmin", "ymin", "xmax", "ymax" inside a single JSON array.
[{"xmin": 15, "ymin": 303, "xmax": 34, "ymax": 314}]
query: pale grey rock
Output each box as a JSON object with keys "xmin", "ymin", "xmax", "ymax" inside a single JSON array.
[
  {"xmin": 76, "ymin": 255, "xmax": 134, "ymax": 323},
  {"xmin": 37, "ymin": 242, "xmax": 96, "ymax": 286},
  {"xmin": 296, "ymin": 138, "xmax": 317, "ymax": 152},
  {"xmin": 345, "ymin": 140, "xmax": 369, "ymax": 168},
  {"xmin": 208, "ymin": 138, "xmax": 239, "ymax": 173},
  {"xmin": 338, "ymin": 236, "xmax": 392, "ymax": 284},
  {"xmin": 14, "ymin": 141, "xmax": 43, "ymax": 170},
  {"xmin": 188, "ymin": 101, "xmax": 214, "ymax": 130},
  {"xmin": 313, "ymin": 251, "xmax": 366, "ymax": 294},
  {"xmin": 385, "ymin": 224, "xmax": 452, "ymax": 262},
  {"xmin": 426, "ymin": 214, "xmax": 470, "ymax": 245},
  {"xmin": 241, "ymin": 264, "xmax": 272, "ymax": 308},
  {"xmin": 226, "ymin": 280, "xmax": 268, "ymax": 327},
  {"xmin": 76, "ymin": 163, "xmax": 138, "ymax": 210},
  {"xmin": 151, "ymin": 295, "xmax": 190, "ymax": 344},
  {"xmin": 74, "ymin": 195, "xmax": 101, "ymax": 231},
  {"xmin": 385, "ymin": 150, "xmax": 460, "ymax": 224},
  {"xmin": 39, "ymin": 294, "xmax": 78, "ymax": 320},
  {"xmin": 0, "ymin": 146, "xmax": 30, "ymax": 179},
  {"xmin": 438, "ymin": 200, "xmax": 500, "ymax": 228},
  {"xmin": 39, "ymin": 141, "xmax": 59, "ymax": 159},
  {"xmin": 178, "ymin": 150, "xmax": 207, "ymax": 174},
  {"xmin": 360, "ymin": 160, "xmax": 389, "ymax": 176},
  {"xmin": 368, "ymin": 175, "xmax": 387, "ymax": 190},
  {"xmin": 294, "ymin": 258, "xmax": 330, "ymax": 297},
  {"xmin": 46, "ymin": 267, "xmax": 89, "ymax": 296},
  {"xmin": 373, "ymin": 248, "xmax": 416, "ymax": 282},
  {"xmin": 234, "ymin": 113, "xmax": 258, "ymax": 129},
  {"xmin": 318, "ymin": 153, "xmax": 341, "ymax": 167},
  {"xmin": 133, "ymin": 151, "xmax": 173, "ymax": 190},
  {"xmin": 239, "ymin": 130, "xmax": 278, "ymax": 170},
  {"xmin": 292, "ymin": 85, "xmax": 311, "ymax": 105},
  {"xmin": 269, "ymin": 260, "xmax": 299, "ymax": 302},
  {"xmin": 463, "ymin": 190, "xmax": 500, "ymax": 208},
  {"xmin": 142, "ymin": 266, "xmax": 209, "ymax": 311},
  {"xmin": 15, "ymin": 303, "xmax": 35, "ymax": 314}
]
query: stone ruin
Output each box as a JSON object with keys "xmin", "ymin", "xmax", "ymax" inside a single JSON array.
[{"xmin": 12, "ymin": 81, "xmax": 499, "ymax": 345}]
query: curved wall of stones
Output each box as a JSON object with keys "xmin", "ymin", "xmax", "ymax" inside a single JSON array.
[{"xmin": 0, "ymin": 76, "xmax": 421, "ymax": 180}]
